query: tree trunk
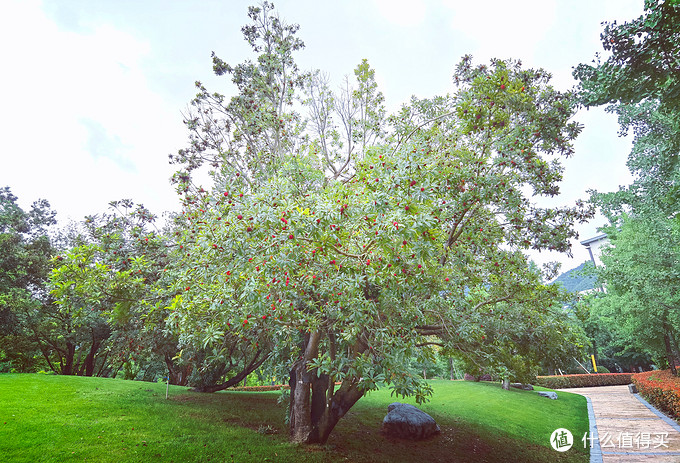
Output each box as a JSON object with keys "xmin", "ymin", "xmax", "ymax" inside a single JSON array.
[
  {"xmin": 164, "ymin": 353, "xmax": 193, "ymax": 386},
  {"xmin": 662, "ymin": 311, "xmax": 677, "ymax": 376},
  {"xmin": 84, "ymin": 336, "xmax": 101, "ymax": 377},
  {"xmin": 288, "ymin": 331, "xmax": 365, "ymax": 444},
  {"xmin": 671, "ymin": 330, "xmax": 680, "ymax": 373},
  {"xmin": 663, "ymin": 329, "xmax": 677, "ymax": 376},
  {"xmin": 63, "ymin": 342, "xmax": 75, "ymax": 375},
  {"xmin": 96, "ymin": 351, "xmax": 109, "ymax": 377},
  {"xmin": 501, "ymin": 379, "xmax": 510, "ymax": 390},
  {"xmin": 289, "ymin": 331, "xmax": 320, "ymax": 443},
  {"xmin": 289, "ymin": 360, "xmax": 363, "ymax": 444},
  {"xmin": 38, "ymin": 345, "xmax": 58, "ymax": 374}
]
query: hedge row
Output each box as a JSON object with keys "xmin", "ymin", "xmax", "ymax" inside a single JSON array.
[
  {"xmin": 229, "ymin": 384, "xmax": 290, "ymax": 392},
  {"xmin": 229, "ymin": 381, "xmax": 343, "ymax": 392},
  {"xmin": 535, "ymin": 373, "xmax": 634, "ymax": 389},
  {"xmin": 632, "ymin": 370, "xmax": 680, "ymax": 420}
]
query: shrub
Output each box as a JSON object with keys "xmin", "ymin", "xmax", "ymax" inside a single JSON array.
[
  {"xmin": 535, "ymin": 373, "xmax": 634, "ymax": 389},
  {"xmin": 632, "ymin": 370, "xmax": 680, "ymax": 420},
  {"xmin": 596, "ymin": 365, "xmax": 610, "ymax": 373}
]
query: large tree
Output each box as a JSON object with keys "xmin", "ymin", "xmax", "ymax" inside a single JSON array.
[
  {"xmin": 169, "ymin": 3, "xmax": 592, "ymax": 444},
  {"xmin": 573, "ymin": 0, "xmax": 680, "ymax": 373}
]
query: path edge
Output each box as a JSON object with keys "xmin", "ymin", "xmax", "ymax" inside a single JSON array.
[
  {"xmin": 633, "ymin": 393, "xmax": 680, "ymax": 433},
  {"xmin": 586, "ymin": 396, "xmax": 603, "ymax": 463}
]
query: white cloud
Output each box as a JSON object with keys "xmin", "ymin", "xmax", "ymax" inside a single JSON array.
[
  {"xmin": 441, "ymin": 0, "xmax": 557, "ymax": 63},
  {"xmin": 372, "ymin": 0, "xmax": 428, "ymax": 26},
  {"xmin": 0, "ymin": 0, "xmax": 181, "ymax": 222}
]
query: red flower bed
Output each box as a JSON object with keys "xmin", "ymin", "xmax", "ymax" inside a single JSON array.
[
  {"xmin": 535, "ymin": 373, "xmax": 634, "ymax": 389},
  {"xmin": 632, "ymin": 370, "xmax": 680, "ymax": 420}
]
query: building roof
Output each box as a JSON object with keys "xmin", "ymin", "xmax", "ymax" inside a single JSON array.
[{"xmin": 580, "ymin": 233, "xmax": 608, "ymax": 246}]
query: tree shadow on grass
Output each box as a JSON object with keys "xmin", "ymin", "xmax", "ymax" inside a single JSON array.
[{"xmin": 171, "ymin": 391, "xmax": 587, "ymax": 463}]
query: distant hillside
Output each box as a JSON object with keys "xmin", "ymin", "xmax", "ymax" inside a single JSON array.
[{"xmin": 552, "ymin": 261, "xmax": 598, "ymax": 293}]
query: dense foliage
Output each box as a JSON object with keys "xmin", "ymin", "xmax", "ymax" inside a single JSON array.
[
  {"xmin": 0, "ymin": 187, "xmax": 56, "ymax": 373},
  {"xmin": 168, "ymin": 2, "xmax": 591, "ymax": 444},
  {"xmin": 574, "ymin": 0, "xmax": 680, "ymax": 375}
]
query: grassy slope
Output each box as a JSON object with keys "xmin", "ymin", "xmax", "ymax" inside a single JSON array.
[{"xmin": 0, "ymin": 374, "xmax": 588, "ymax": 463}]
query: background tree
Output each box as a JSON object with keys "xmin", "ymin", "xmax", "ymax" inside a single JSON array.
[
  {"xmin": 0, "ymin": 187, "xmax": 56, "ymax": 372},
  {"xmin": 574, "ymin": 0, "xmax": 680, "ymax": 112},
  {"xmin": 597, "ymin": 215, "xmax": 680, "ymax": 373},
  {"xmin": 46, "ymin": 201, "xmax": 168, "ymax": 377},
  {"xmin": 573, "ymin": 0, "xmax": 680, "ymax": 212},
  {"xmin": 574, "ymin": 0, "xmax": 680, "ymax": 373},
  {"xmin": 578, "ymin": 291, "xmax": 658, "ymax": 373},
  {"xmin": 169, "ymin": 1, "xmax": 308, "ymax": 187}
]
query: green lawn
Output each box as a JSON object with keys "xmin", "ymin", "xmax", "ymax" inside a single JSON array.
[{"xmin": 0, "ymin": 374, "xmax": 588, "ymax": 462}]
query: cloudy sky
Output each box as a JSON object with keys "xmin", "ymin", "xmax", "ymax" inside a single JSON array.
[{"xmin": 1, "ymin": 0, "xmax": 643, "ymax": 272}]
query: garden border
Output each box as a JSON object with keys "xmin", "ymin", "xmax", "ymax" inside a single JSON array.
[
  {"xmin": 633, "ymin": 393, "xmax": 680, "ymax": 433},
  {"xmin": 585, "ymin": 396, "xmax": 603, "ymax": 463}
]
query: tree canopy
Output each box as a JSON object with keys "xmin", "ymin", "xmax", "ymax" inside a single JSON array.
[{"xmin": 168, "ymin": 2, "xmax": 592, "ymax": 444}]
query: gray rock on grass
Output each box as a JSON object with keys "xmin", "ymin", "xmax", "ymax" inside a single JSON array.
[
  {"xmin": 381, "ymin": 402, "xmax": 441, "ymax": 440},
  {"xmin": 537, "ymin": 391, "xmax": 558, "ymax": 400}
]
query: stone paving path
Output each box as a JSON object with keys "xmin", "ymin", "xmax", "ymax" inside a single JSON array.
[{"xmin": 560, "ymin": 385, "xmax": 680, "ymax": 463}]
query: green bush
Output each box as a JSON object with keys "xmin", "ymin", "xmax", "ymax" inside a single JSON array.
[{"xmin": 535, "ymin": 373, "xmax": 633, "ymax": 389}]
